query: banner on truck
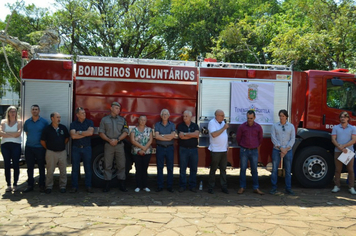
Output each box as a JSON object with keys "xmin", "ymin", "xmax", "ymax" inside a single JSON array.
[{"xmin": 230, "ymin": 82, "xmax": 274, "ymax": 124}]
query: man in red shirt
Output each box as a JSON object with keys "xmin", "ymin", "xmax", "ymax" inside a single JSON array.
[{"xmin": 236, "ymin": 110, "xmax": 264, "ymax": 195}]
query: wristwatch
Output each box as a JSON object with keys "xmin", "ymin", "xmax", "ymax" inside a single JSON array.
[
  {"xmin": 161, "ymin": 134, "xmax": 165, "ymax": 137},
  {"xmin": 79, "ymin": 131, "xmax": 82, "ymax": 135},
  {"xmin": 183, "ymin": 133, "xmax": 186, "ymax": 136}
]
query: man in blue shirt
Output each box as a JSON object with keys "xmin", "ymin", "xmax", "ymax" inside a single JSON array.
[
  {"xmin": 155, "ymin": 109, "xmax": 176, "ymax": 193},
  {"xmin": 331, "ymin": 111, "xmax": 356, "ymax": 194},
  {"xmin": 23, "ymin": 105, "xmax": 48, "ymax": 193},
  {"xmin": 69, "ymin": 107, "xmax": 94, "ymax": 193}
]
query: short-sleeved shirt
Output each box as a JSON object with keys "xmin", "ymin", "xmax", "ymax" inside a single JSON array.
[
  {"xmin": 155, "ymin": 121, "xmax": 175, "ymax": 146},
  {"xmin": 271, "ymin": 121, "xmax": 295, "ymax": 149},
  {"xmin": 236, "ymin": 121, "xmax": 263, "ymax": 149},
  {"xmin": 208, "ymin": 118, "xmax": 228, "ymax": 152},
  {"xmin": 70, "ymin": 118, "xmax": 94, "ymax": 147},
  {"xmin": 177, "ymin": 122, "xmax": 199, "ymax": 148},
  {"xmin": 99, "ymin": 115, "xmax": 129, "ymax": 139},
  {"xmin": 130, "ymin": 126, "xmax": 152, "ymax": 155},
  {"xmin": 24, "ymin": 116, "xmax": 49, "ymax": 148},
  {"xmin": 41, "ymin": 124, "xmax": 69, "ymax": 151},
  {"xmin": 331, "ymin": 124, "xmax": 356, "ymax": 152}
]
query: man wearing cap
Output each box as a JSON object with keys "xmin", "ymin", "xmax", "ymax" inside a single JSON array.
[{"xmin": 99, "ymin": 102, "xmax": 129, "ymax": 192}]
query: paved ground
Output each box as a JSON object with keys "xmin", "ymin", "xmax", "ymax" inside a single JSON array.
[{"xmin": 0, "ymin": 165, "xmax": 355, "ymax": 236}]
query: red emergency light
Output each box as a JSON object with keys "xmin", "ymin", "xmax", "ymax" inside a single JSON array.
[
  {"xmin": 247, "ymin": 70, "xmax": 256, "ymax": 78},
  {"xmin": 330, "ymin": 68, "xmax": 349, "ymax": 73},
  {"xmin": 63, "ymin": 61, "xmax": 73, "ymax": 70},
  {"xmin": 21, "ymin": 50, "xmax": 28, "ymax": 59}
]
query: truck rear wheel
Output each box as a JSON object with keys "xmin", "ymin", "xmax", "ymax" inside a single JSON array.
[
  {"xmin": 293, "ymin": 146, "xmax": 334, "ymax": 188},
  {"xmin": 91, "ymin": 145, "xmax": 118, "ymax": 188}
]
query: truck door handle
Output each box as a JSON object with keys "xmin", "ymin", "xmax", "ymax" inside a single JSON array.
[{"xmin": 323, "ymin": 114, "xmax": 325, "ymax": 125}]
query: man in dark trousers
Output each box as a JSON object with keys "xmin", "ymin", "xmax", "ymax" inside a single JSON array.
[
  {"xmin": 70, "ymin": 107, "xmax": 94, "ymax": 193},
  {"xmin": 177, "ymin": 110, "xmax": 200, "ymax": 193},
  {"xmin": 23, "ymin": 105, "xmax": 48, "ymax": 193}
]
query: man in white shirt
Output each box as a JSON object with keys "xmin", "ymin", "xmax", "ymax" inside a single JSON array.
[{"xmin": 207, "ymin": 109, "xmax": 229, "ymax": 194}]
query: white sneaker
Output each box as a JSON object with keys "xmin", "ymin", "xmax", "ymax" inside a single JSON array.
[
  {"xmin": 5, "ymin": 186, "xmax": 12, "ymax": 192},
  {"xmin": 134, "ymin": 187, "xmax": 140, "ymax": 193},
  {"xmin": 349, "ymin": 187, "xmax": 356, "ymax": 195},
  {"xmin": 331, "ymin": 186, "xmax": 340, "ymax": 193},
  {"xmin": 143, "ymin": 187, "xmax": 150, "ymax": 192}
]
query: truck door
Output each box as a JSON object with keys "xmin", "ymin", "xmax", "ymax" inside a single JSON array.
[{"xmin": 323, "ymin": 76, "xmax": 356, "ymax": 130}]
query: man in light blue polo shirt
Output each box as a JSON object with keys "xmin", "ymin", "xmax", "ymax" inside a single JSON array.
[
  {"xmin": 23, "ymin": 105, "xmax": 48, "ymax": 192},
  {"xmin": 331, "ymin": 111, "xmax": 356, "ymax": 194}
]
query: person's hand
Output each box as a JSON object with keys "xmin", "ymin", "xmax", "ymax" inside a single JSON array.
[
  {"xmin": 179, "ymin": 132, "xmax": 185, "ymax": 139},
  {"xmin": 343, "ymin": 148, "xmax": 348, "ymax": 154},
  {"xmin": 224, "ymin": 123, "xmax": 229, "ymax": 129},
  {"xmin": 109, "ymin": 139, "xmax": 118, "ymax": 146}
]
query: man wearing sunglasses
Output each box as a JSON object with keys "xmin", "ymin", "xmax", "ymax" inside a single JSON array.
[
  {"xmin": 270, "ymin": 109, "xmax": 295, "ymax": 195},
  {"xmin": 331, "ymin": 111, "xmax": 356, "ymax": 194}
]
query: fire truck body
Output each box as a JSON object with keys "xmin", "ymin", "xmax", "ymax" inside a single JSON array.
[{"xmin": 20, "ymin": 54, "xmax": 356, "ymax": 188}]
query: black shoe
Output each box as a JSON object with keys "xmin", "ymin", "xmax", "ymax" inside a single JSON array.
[
  {"xmin": 86, "ymin": 187, "xmax": 94, "ymax": 193},
  {"xmin": 103, "ymin": 181, "xmax": 110, "ymax": 192},
  {"xmin": 155, "ymin": 187, "xmax": 163, "ymax": 192},
  {"xmin": 23, "ymin": 186, "xmax": 34, "ymax": 193},
  {"xmin": 178, "ymin": 187, "xmax": 185, "ymax": 193},
  {"xmin": 222, "ymin": 188, "xmax": 229, "ymax": 194},
  {"xmin": 39, "ymin": 186, "xmax": 46, "ymax": 193},
  {"xmin": 69, "ymin": 188, "xmax": 77, "ymax": 193},
  {"xmin": 45, "ymin": 189, "xmax": 52, "ymax": 194},
  {"xmin": 208, "ymin": 189, "xmax": 214, "ymax": 194},
  {"xmin": 167, "ymin": 187, "xmax": 174, "ymax": 193},
  {"xmin": 60, "ymin": 188, "xmax": 66, "ymax": 193},
  {"xmin": 119, "ymin": 181, "xmax": 128, "ymax": 192},
  {"xmin": 189, "ymin": 188, "xmax": 197, "ymax": 193}
]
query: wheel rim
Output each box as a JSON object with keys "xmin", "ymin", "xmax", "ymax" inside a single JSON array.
[
  {"xmin": 92, "ymin": 154, "xmax": 118, "ymax": 180},
  {"xmin": 302, "ymin": 155, "xmax": 328, "ymax": 181}
]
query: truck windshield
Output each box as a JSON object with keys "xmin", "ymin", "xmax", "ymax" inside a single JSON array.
[{"xmin": 327, "ymin": 80, "xmax": 356, "ymax": 112}]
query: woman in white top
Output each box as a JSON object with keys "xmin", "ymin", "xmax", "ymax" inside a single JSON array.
[{"xmin": 0, "ymin": 106, "xmax": 22, "ymax": 192}]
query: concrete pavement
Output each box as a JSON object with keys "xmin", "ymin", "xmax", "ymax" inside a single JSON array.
[{"xmin": 0, "ymin": 166, "xmax": 356, "ymax": 235}]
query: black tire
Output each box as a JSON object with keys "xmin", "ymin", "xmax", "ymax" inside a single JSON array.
[
  {"xmin": 91, "ymin": 145, "xmax": 118, "ymax": 188},
  {"xmin": 293, "ymin": 146, "xmax": 334, "ymax": 188}
]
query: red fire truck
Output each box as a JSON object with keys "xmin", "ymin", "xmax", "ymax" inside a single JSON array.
[{"xmin": 20, "ymin": 54, "xmax": 356, "ymax": 188}]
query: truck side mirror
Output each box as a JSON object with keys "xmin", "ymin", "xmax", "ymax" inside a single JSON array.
[{"xmin": 331, "ymin": 78, "xmax": 343, "ymax": 86}]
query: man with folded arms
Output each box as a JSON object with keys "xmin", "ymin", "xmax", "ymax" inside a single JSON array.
[{"xmin": 69, "ymin": 107, "xmax": 94, "ymax": 193}]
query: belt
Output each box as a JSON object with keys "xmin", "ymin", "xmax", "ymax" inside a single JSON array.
[
  {"xmin": 74, "ymin": 145, "xmax": 90, "ymax": 148},
  {"xmin": 180, "ymin": 146, "xmax": 197, "ymax": 149},
  {"xmin": 157, "ymin": 144, "xmax": 173, "ymax": 148},
  {"xmin": 240, "ymin": 146, "xmax": 257, "ymax": 150}
]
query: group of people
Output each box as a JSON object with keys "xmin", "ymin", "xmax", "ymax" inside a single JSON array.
[{"xmin": 1, "ymin": 103, "xmax": 355, "ymax": 195}]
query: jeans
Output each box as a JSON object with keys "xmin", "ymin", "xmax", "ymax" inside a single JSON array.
[
  {"xmin": 25, "ymin": 146, "xmax": 46, "ymax": 188},
  {"xmin": 179, "ymin": 147, "xmax": 198, "ymax": 189},
  {"xmin": 208, "ymin": 151, "xmax": 227, "ymax": 189},
  {"xmin": 239, "ymin": 148, "xmax": 259, "ymax": 190},
  {"xmin": 156, "ymin": 145, "xmax": 174, "ymax": 188},
  {"xmin": 133, "ymin": 154, "xmax": 151, "ymax": 189},
  {"xmin": 271, "ymin": 148, "xmax": 293, "ymax": 190},
  {"xmin": 2, "ymin": 142, "xmax": 21, "ymax": 186},
  {"xmin": 71, "ymin": 146, "xmax": 92, "ymax": 188}
]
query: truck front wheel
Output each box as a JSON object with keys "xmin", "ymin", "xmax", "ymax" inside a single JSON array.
[
  {"xmin": 293, "ymin": 147, "xmax": 334, "ymax": 188},
  {"xmin": 91, "ymin": 145, "xmax": 118, "ymax": 188}
]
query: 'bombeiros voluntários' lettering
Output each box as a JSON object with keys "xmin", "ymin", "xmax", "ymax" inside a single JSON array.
[{"xmin": 78, "ymin": 65, "xmax": 195, "ymax": 81}]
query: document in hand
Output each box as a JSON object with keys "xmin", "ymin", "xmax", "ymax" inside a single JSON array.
[{"xmin": 337, "ymin": 148, "xmax": 355, "ymax": 165}]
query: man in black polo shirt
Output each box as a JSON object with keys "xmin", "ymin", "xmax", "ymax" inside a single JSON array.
[
  {"xmin": 41, "ymin": 112, "xmax": 69, "ymax": 194},
  {"xmin": 177, "ymin": 110, "xmax": 200, "ymax": 193},
  {"xmin": 69, "ymin": 107, "xmax": 94, "ymax": 193}
]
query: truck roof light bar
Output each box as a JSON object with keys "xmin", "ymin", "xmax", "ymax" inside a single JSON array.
[
  {"xmin": 200, "ymin": 62, "xmax": 291, "ymax": 71},
  {"xmin": 34, "ymin": 53, "xmax": 73, "ymax": 60},
  {"xmin": 77, "ymin": 55, "xmax": 196, "ymax": 67}
]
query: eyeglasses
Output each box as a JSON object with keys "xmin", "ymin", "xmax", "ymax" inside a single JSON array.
[
  {"xmin": 282, "ymin": 125, "xmax": 285, "ymax": 131},
  {"xmin": 56, "ymin": 128, "xmax": 60, "ymax": 136}
]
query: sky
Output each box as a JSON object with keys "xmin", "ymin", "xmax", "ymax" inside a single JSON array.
[{"xmin": 1, "ymin": 0, "xmax": 57, "ymax": 22}]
